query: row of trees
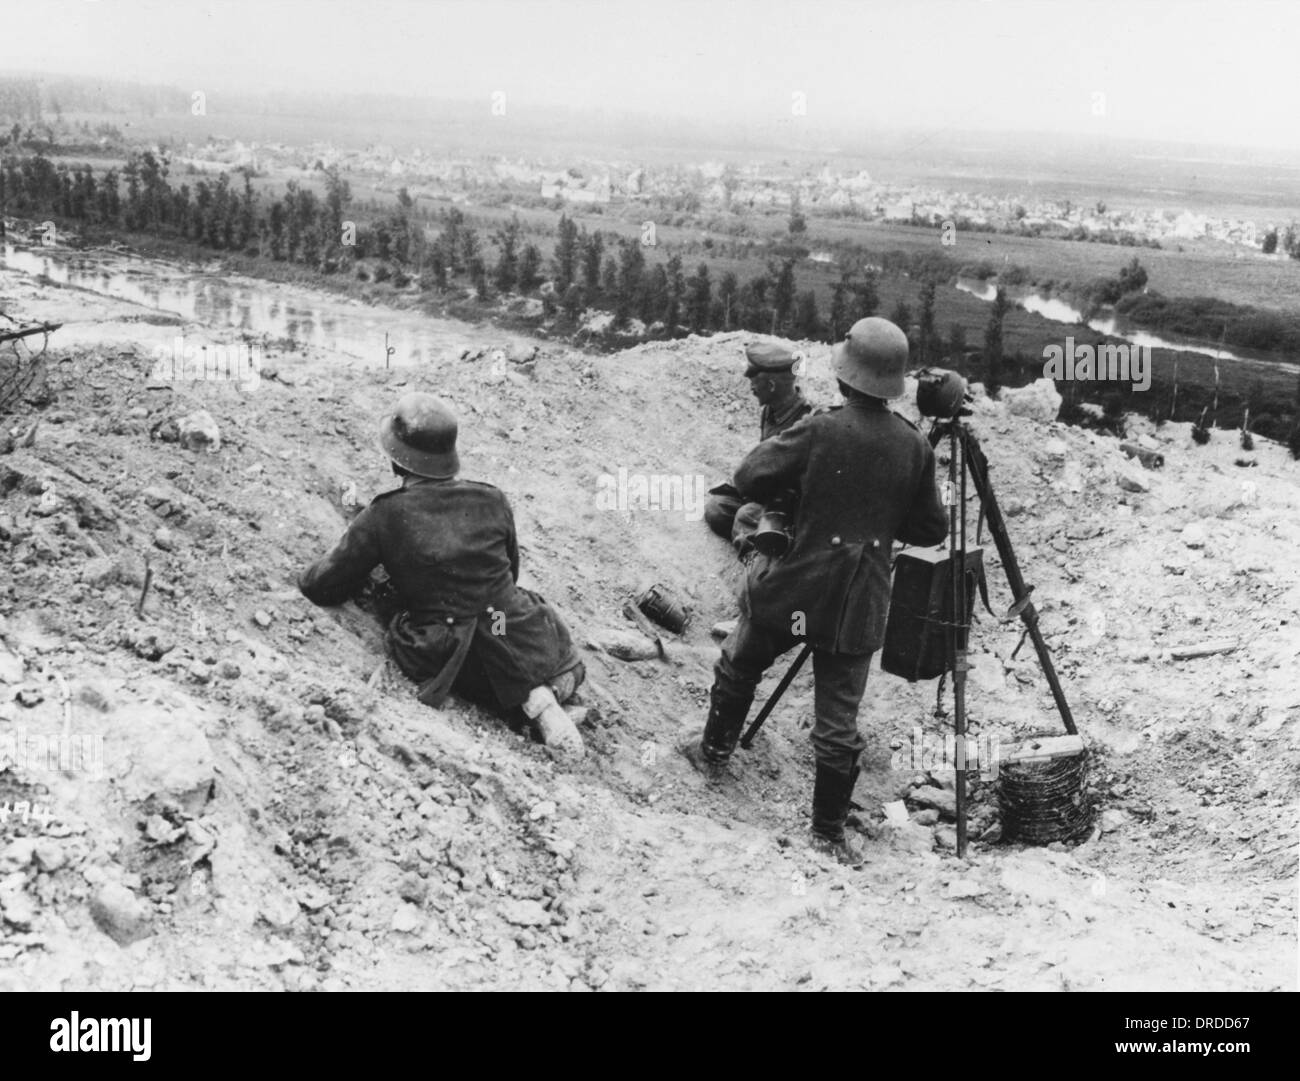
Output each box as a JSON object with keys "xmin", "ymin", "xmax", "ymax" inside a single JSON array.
[
  {"xmin": 0, "ymin": 150, "xmax": 1158, "ymax": 356},
  {"xmin": 8, "ymin": 150, "xmax": 1298, "ymax": 450},
  {"xmin": 8, "ymin": 147, "xmax": 1299, "ymax": 452},
  {"xmin": 2, "ymin": 152, "xmax": 842, "ymax": 337},
  {"xmin": 0, "ymin": 148, "xmax": 1025, "ymax": 375},
  {"xmin": 1, "ymin": 150, "xmax": 366, "ymax": 269},
  {"xmin": 6, "ymin": 150, "xmax": 1011, "ymax": 344}
]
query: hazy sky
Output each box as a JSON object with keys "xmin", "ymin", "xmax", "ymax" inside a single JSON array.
[{"xmin": 12, "ymin": 0, "xmax": 1300, "ymax": 150}]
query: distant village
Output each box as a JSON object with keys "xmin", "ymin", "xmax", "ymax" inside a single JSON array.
[{"xmin": 178, "ymin": 136, "xmax": 1273, "ymax": 251}]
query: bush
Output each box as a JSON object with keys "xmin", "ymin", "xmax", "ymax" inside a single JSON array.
[
  {"xmin": 1099, "ymin": 392, "xmax": 1127, "ymax": 436},
  {"xmin": 1084, "ymin": 275, "xmax": 1124, "ymax": 307},
  {"xmin": 1116, "ymin": 292, "xmax": 1300, "ymax": 355},
  {"xmin": 1058, "ymin": 399, "xmax": 1092, "ymax": 427},
  {"xmin": 958, "ymin": 260, "xmax": 997, "ymax": 281}
]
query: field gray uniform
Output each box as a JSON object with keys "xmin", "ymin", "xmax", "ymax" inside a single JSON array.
[
  {"xmin": 715, "ymin": 396, "xmax": 947, "ymax": 772},
  {"xmin": 299, "ymin": 475, "xmax": 582, "ymax": 711}
]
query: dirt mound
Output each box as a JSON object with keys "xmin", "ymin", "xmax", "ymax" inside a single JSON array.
[{"xmin": 0, "ymin": 261, "xmax": 1295, "ymax": 990}]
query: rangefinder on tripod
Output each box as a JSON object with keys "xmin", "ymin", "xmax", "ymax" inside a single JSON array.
[{"xmin": 916, "ymin": 367, "xmax": 972, "ymax": 419}]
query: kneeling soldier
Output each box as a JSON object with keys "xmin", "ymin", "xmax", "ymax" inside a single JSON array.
[{"xmin": 299, "ymin": 392, "xmax": 586, "ymax": 753}]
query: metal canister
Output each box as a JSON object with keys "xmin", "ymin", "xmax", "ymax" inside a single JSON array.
[
  {"xmin": 751, "ymin": 508, "xmax": 792, "ymax": 557},
  {"xmin": 637, "ymin": 583, "xmax": 690, "ymax": 634}
]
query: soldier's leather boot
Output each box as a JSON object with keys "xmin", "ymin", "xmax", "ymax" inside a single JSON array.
[
  {"xmin": 522, "ymin": 686, "xmax": 585, "ymax": 757},
  {"xmin": 810, "ymin": 759, "xmax": 865, "ymax": 866},
  {"xmin": 678, "ymin": 689, "xmax": 751, "ymax": 775}
]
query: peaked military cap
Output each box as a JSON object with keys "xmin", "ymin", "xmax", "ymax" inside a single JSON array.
[{"xmin": 743, "ymin": 342, "xmax": 797, "ymax": 377}]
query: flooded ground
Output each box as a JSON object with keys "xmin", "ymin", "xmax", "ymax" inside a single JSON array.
[
  {"xmin": 8, "ymin": 240, "xmax": 1291, "ymax": 380},
  {"xmin": 1, "ymin": 242, "xmax": 532, "ymax": 370}
]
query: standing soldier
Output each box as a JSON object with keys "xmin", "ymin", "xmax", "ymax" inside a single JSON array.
[
  {"xmin": 703, "ymin": 342, "xmax": 813, "ymax": 555},
  {"xmin": 299, "ymin": 392, "xmax": 587, "ymax": 754},
  {"xmin": 682, "ymin": 319, "xmax": 947, "ymax": 862}
]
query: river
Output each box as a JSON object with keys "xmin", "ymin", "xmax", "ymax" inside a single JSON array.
[{"xmin": 954, "ymin": 277, "xmax": 1259, "ymax": 364}]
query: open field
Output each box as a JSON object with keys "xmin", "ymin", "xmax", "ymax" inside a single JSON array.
[
  {"xmin": 55, "ymin": 147, "xmax": 1300, "ymax": 322},
  {"xmin": 42, "ymin": 104, "xmax": 1300, "ymax": 326}
]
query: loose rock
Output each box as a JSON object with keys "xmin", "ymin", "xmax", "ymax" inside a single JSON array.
[
  {"xmin": 500, "ymin": 899, "xmax": 551, "ymax": 927},
  {"xmin": 178, "ymin": 410, "xmax": 221, "ymax": 453},
  {"xmin": 90, "ymin": 882, "xmax": 153, "ymax": 945},
  {"xmin": 1002, "ymin": 379, "xmax": 1062, "ymax": 423}
]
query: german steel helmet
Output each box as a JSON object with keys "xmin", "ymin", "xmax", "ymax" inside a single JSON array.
[
  {"xmin": 831, "ymin": 317, "xmax": 909, "ymax": 399},
  {"xmin": 379, "ymin": 392, "xmax": 460, "ymax": 479}
]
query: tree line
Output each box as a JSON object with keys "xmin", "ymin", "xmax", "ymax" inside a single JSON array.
[
  {"xmin": 0, "ymin": 147, "xmax": 1147, "ymax": 390},
  {"xmin": 5, "ymin": 149, "xmax": 1299, "ymax": 450},
  {"xmin": 2, "ymin": 150, "xmax": 906, "ymax": 342}
]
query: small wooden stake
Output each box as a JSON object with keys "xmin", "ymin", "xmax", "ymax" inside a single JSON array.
[{"xmin": 136, "ymin": 558, "xmax": 153, "ymax": 619}]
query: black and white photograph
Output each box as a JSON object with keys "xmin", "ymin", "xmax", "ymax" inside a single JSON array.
[{"xmin": 0, "ymin": 0, "xmax": 1296, "ymax": 1020}]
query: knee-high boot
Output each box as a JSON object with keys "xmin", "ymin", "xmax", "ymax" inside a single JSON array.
[
  {"xmin": 811, "ymin": 753, "xmax": 864, "ymax": 864},
  {"xmin": 680, "ymin": 686, "xmax": 752, "ymax": 771}
]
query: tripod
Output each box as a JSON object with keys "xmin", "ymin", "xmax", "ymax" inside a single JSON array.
[{"xmin": 929, "ymin": 417, "xmax": 1077, "ymax": 857}]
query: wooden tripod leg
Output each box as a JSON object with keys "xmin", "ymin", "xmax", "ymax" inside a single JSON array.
[
  {"xmin": 739, "ymin": 644, "xmax": 812, "ymax": 750},
  {"xmin": 960, "ymin": 426, "xmax": 1078, "ymax": 737}
]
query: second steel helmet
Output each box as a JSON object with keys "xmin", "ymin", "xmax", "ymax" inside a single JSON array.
[{"xmin": 831, "ymin": 317, "xmax": 910, "ymax": 399}]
